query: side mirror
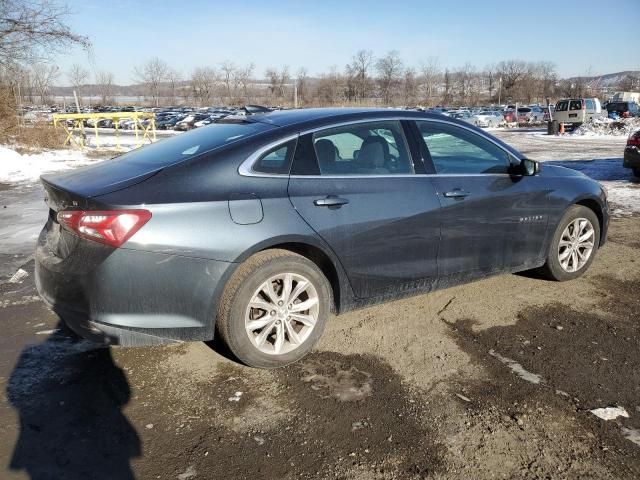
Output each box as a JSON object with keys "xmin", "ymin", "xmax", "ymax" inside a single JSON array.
[{"xmin": 521, "ymin": 158, "xmax": 540, "ymax": 176}]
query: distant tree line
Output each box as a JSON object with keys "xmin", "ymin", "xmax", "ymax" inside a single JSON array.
[
  {"xmin": 43, "ymin": 52, "xmax": 640, "ymax": 108},
  {"xmin": 1, "ymin": 1, "xmax": 639, "ymax": 111}
]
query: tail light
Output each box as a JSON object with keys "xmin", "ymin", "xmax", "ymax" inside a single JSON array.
[
  {"xmin": 628, "ymin": 131, "xmax": 640, "ymax": 147},
  {"xmin": 57, "ymin": 209, "xmax": 151, "ymax": 248}
]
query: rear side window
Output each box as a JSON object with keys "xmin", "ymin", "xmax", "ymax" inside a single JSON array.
[
  {"xmin": 416, "ymin": 121, "xmax": 511, "ymax": 174},
  {"xmin": 311, "ymin": 121, "xmax": 413, "ymax": 175},
  {"xmin": 585, "ymin": 99, "xmax": 594, "ymax": 109},
  {"xmin": 569, "ymin": 100, "xmax": 583, "ymax": 111},
  {"xmin": 252, "ymin": 138, "xmax": 297, "ymax": 174}
]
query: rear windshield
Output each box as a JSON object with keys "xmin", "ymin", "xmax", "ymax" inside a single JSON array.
[
  {"xmin": 555, "ymin": 101, "xmax": 568, "ymax": 112},
  {"xmin": 112, "ymin": 121, "xmax": 274, "ymax": 166},
  {"xmin": 569, "ymin": 100, "xmax": 583, "ymax": 110},
  {"xmin": 517, "ymin": 108, "xmax": 531, "ymax": 113}
]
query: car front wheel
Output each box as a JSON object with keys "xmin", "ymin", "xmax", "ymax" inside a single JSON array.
[
  {"xmin": 632, "ymin": 168, "xmax": 640, "ymax": 178},
  {"xmin": 538, "ymin": 205, "xmax": 600, "ymax": 281},
  {"xmin": 216, "ymin": 249, "xmax": 332, "ymax": 368}
]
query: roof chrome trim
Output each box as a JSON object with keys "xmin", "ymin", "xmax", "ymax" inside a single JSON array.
[{"xmin": 238, "ymin": 116, "xmax": 521, "ymax": 178}]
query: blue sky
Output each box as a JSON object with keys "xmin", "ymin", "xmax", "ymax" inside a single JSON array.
[{"xmin": 60, "ymin": 0, "xmax": 640, "ymax": 85}]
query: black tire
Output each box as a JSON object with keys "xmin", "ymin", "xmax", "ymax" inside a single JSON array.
[
  {"xmin": 216, "ymin": 249, "xmax": 332, "ymax": 368},
  {"xmin": 538, "ymin": 205, "xmax": 600, "ymax": 281},
  {"xmin": 632, "ymin": 168, "xmax": 640, "ymax": 178}
]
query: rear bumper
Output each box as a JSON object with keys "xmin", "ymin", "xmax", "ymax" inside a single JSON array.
[
  {"xmin": 35, "ymin": 224, "xmax": 235, "ymax": 346},
  {"xmin": 623, "ymin": 148, "xmax": 640, "ymax": 168}
]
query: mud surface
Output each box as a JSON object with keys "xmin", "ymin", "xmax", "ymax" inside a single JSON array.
[{"xmin": 1, "ymin": 213, "xmax": 640, "ymax": 477}]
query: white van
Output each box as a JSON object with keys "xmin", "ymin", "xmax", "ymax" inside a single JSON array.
[{"xmin": 553, "ymin": 98, "xmax": 602, "ymax": 129}]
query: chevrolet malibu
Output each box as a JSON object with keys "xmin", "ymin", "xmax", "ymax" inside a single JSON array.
[{"xmin": 36, "ymin": 109, "xmax": 609, "ymax": 368}]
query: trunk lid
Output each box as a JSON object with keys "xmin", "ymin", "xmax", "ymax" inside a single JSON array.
[{"xmin": 40, "ymin": 160, "xmax": 162, "ymax": 210}]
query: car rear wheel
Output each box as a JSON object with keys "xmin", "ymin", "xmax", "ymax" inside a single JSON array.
[
  {"xmin": 632, "ymin": 168, "xmax": 640, "ymax": 178},
  {"xmin": 538, "ymin": 205, "xmax": 600, "ymax": 281},
  {"xmin": 216, "ymin": 249, "xmax": 332, "ymax": 368}
]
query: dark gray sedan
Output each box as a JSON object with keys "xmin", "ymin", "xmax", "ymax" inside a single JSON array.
[{"xmin": 36, "ymin": 108, "xmax": 609, "ymax": 368}]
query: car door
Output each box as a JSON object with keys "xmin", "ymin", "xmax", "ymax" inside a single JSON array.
[
  {"xmin": 414, "ymin": 119, "xmax": 549, "ymax": 278},
  {"xmin": 287, "ymin": 119, "xmax": 441, "ymax": 299}
]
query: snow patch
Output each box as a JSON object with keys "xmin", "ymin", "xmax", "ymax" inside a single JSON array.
[
  {"xmin": 0, "ymin": 145, "xmax": 95, "ymax": 184},
  {"xmin": 590, "ymin": 406, "xmax": 630, "ymax": 421},
  {"xmin": 8, "ymin": 268, "xmax": 29, "ymax": 283},
  {"xmin": 489, "ymin": 349, "xmax": 543, "ymax": 384},
  {"xmin": 621, "ymin": 427, "xmax": 640, "ymax": 447}
]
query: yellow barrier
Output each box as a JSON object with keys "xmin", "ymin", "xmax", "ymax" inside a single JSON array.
[{"xmin": 52, "ymin": 112, "xmax": 157, "ymax": 150}]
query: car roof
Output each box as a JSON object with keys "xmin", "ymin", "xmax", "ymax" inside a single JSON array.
[{"xmin": 245, "ymin": 107, "xmax": 450, "ymax": 129}]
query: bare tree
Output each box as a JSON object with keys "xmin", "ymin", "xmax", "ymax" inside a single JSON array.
[
  {"xmin": 166, "ymin": 68, "xmax": 182, "ymax": 105},
  {"xmin": 220, "ymin": 61, "xmax": 243, "ymax": 102},
  {"xmin": 346, "ymin": 50, "xmax": 374, "ymax": 102},
  {"xmin": 95, "ymin": 70, "xmax": 114, "ymax": 104},
  {"xmin": 266, "ymin": 66, "xmax": 290, "ymax": 101},
  {"xmin": 134, "ymin": 57, "xmax": 169, "ymax": 107},
  {"xmin": 190, "ymin": 67, "xmax": 218, "ymax": 106},
  {"xmin": 403, "ymin": 67, "xmax": 417, "ymax": 106},
  {"xmin": 237, "ymin": 63, "xmax": 255, "ymax": 102},
  {"xmin": 0, "ymin": 0, "xmax": 88, "ymax": 67},
  {"xmin": 537, "ymin": 61, "xmax": 557, "ymax": 101},
  {"xmin": 67, "ymin": 63, "xmax": 89, "ymax": 105},
  {"xmin": 294, "ymin": 67, "xmax": 307, "ymax": 106},
  {"xmin": 31, "ymin": 63, "xmax": 58, "ymax": 104},
  {"xmin": 376, "ymin": 51, "xmax": 403, "ymax": 105},
  {"xmin": 317, "ymin": 65, "xmax": 342, "ymax": 106},
  {"xmin": 419, "ymin": 57, "xmax": 441, "ymax": 105},
  {"xmin": 496, "ymin": 60, "xmax": 528, "ymax": 98}
]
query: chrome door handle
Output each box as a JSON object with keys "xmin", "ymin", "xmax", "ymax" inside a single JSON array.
[
  {"xmin": 314, "ymin": 196, "xmax": 349, "ymax": 207},
  {"xmin": 443, "ymin": 190, "xmax": 470, "ymax": 198}
]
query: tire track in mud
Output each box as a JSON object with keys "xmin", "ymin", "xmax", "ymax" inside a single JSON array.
[
  {"xmin": 124, "ymin": 350, "xmax": 445, "ymax": 479},
  {"xmin": 444, "ymin": 274, "xmax": 640, "ymax": 479}
]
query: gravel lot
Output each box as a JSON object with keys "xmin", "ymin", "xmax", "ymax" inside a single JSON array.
[{"xmin": 1, "ymin": 130, "xmax": 639, "ymax": 479}]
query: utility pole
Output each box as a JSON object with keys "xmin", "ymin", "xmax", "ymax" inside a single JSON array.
[
  {"xmin": 498, "ymin": 77, "xmax": 502, "ymax": 106},
  {"xmin": 294, "ymin": 79, "xmax": 298, "ymax": 109}
]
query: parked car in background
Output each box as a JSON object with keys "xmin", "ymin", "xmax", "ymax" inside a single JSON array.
[
  {"xmin": 35, "ymin": 108, "xmax": 609, "ymax": 368},
  {"xmin": 623, "ymin": 129, "xmax": 640, "ymax": 177},
  {"xmin": 553, "ymin": 98, "xmax": 602, "ymax": 129},
  {"xmin": 448, "ymin": 110, "xmax": 474, "ymax": 123},
  {"xmin": 156, "ymin": 115, "xmax": 184, "ymax": 130},
  {"xmin": 472, "ymin": 111, "xmax": 503, "ymax": 127},
  {"xmin": 517, "ymin": 106, "xmax": 545, "ymax": 123},
  {"xmin": 174, "ymin": 113, "xmax": 211, "ymax": 131},
  {"xmin": 503, "ymin": 109, "xmax": 516, "ymax": 123},
  {"xmin": 606, "ymin": 101, "xmax": 639, "ymax": 118}
]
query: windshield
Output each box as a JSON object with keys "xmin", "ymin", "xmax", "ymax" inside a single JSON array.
[{"xmin": 112, "ymin": 121, "xmax": 274, "ymax": 166}]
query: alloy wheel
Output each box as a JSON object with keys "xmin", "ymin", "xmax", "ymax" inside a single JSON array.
[
  {"xmin": 558, "ymin": 218, "xmax": 595, "ymax": 273},
  {"xmin": 244, "ymin": 273, "xmax": 319, "ymax": 355}
]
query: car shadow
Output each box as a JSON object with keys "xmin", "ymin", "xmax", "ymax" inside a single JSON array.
[
  {"xmin": 6, "ymin": 321, "xmax": 140, "ymax": 480},
  {"xmin": 546, "ymin": 158, "xmax": 637, "ymax": 182}
]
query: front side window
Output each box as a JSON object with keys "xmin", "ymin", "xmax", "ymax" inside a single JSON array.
[
  {"xmin": 416, "ymin": 121, "xmax": 511, "ymax": 174},
  {"xmin": 252, "ymin": 138, "xmax": 296, "ymax": 174},
  {"xmin": 311, "ymin": 121, "xmax": 413, "ymax": 175}
]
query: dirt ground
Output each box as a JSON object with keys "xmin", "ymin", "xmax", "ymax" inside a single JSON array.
[
  {"xmin": 0, "ymin": 220, "xmax": 638, "ymax": 480},
  {"xmin": 1, "ymin": 130, "xmax": 639, "ymax": 479}
]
